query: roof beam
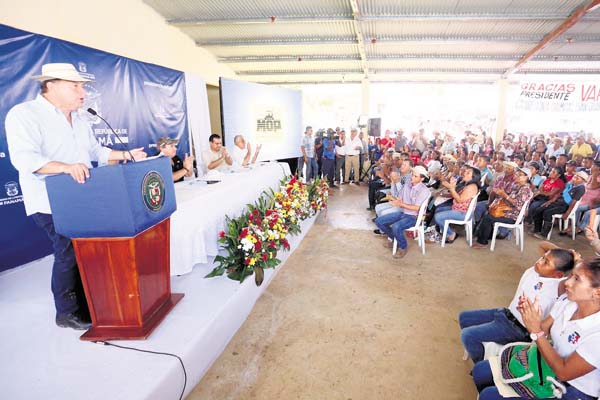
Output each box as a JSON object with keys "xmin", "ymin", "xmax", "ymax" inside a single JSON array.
[
  {"xmin": 169, "ymin": 14, "xmax": 600, "ymax": 26},
  {"xmin": 503, "ymin": 0, "xmax": 600, "ymax": 77},
  {"xmin": 349, "ymin": 0, "xmax": 368, "ymax": 77},
  {"xmin": 169, "ymin": 16, "xmax": 353, "ymax": 26},
  {"xmin": 198, "ymin": 35, "xmax": 600, "ymax": 47},
  {"xmin": 236, "ymin": 70, "xmax": 364, "ymax": 76},
  {"xmin": 197, "ymin": 38, "xmax": 358, "ymax": 46},
  {"xmin": 237, "ymin": 69, "xmax": 506, "ymax": 76},
  {"xmin": 219, "ymin": 55, "xmax": 362, "ymax": 63},
  {"xmin": 219, "ymin": 54, "xmax": 600, "ymax": 64}
]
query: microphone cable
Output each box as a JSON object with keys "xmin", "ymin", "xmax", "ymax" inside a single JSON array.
[
  {"xmin": 87, "ymin": 108, "xmax": 136, "ymax": 162},
  {"xmin": 94, "ymin": 341, "xmax": 187, "ymax": 400}
]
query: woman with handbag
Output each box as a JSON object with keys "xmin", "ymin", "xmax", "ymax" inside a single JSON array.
[
  {"xmin": 472, "ymin": 168, "xmax": 533, "ymax": 248},
  {"xmin": 471, "ymin": 258, "xmax": 600, "ymax": 400}
]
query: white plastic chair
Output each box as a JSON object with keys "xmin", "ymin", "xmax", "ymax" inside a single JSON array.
[
  {"xmin": 490, "ymin": 196, "xmax": 532, "ymax": 252},
  {"xmin": 546, "ymin": 199, "xmax": 582, "ymax": 241},
  {"xmin": 593, "ymin": 212, "xmax": 600, "ymax": 232},
  {"xmin": 392, "ymin": 195, "xmax": 431, "ymax": 256},
  {"xmin": 441, "ymin": 193, "xmax": 479, "ymax": 248}
]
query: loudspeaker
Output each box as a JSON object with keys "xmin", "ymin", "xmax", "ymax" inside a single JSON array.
[{"xmin": 368, "ymin": 118, "xmax": 381, "ymax": 137}]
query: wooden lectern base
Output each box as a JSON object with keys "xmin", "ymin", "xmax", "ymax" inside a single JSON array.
[
  {"xmin": 73, "ymin": 219, "xmax": 183, "ymax": 341},
  {"xmin": 80, "ymin": 293, "xmax": 184, "ymax": 341}
]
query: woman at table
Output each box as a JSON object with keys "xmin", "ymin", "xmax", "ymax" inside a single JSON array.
[{"xmin": 471, "ymin": 258, "xmax": 600, "ymax": 400}]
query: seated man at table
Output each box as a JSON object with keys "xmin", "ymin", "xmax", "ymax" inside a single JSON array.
[
  {"xmin": 232, "ymin": 134, "xmax": 262, "ymax": 168},
  {"xmin": 202, "ymin": 134, "xmax": 233, "ymax": 173},
  {"xmin": 156, "ymin": 136, "xmax": 194, "ymax": 182}
]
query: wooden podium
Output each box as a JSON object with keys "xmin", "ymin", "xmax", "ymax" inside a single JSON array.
[{"xmin": 46, "ymin": 157, "xmax": 183, "ymax": 341}]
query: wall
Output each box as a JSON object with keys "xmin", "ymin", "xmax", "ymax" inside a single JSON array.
[
  {"xmin": 206, "ymin": 84, "xmax": 223, "ymax": 137},
  {"xmin": 0, "ymin": 0, "xmax": 235, "ymax": 86}
]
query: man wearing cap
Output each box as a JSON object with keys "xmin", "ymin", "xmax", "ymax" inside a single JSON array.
[
  {"xmin": 373, "ymin": 165, "xmax": 430, "ymax": 258},
  {"xmin": 156, "ymin": 136, "xmax": 194, "ymax": 182},
  {"xmin": 530, "ymin": 171, "xmax": 588, "ymax": 239},
  {"xmin": 5, "ymin": 63, "xmax": 148, "ymax": 330},
  {"xmin": 203, "ymin": 133, "xmax": 233, "ymax": 172},
  {"xmin": 231, "ymin": 134, "xmax": 261, "ymax": 168}
]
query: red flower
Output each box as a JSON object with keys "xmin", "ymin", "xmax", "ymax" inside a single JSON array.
[
  {"xmin": 262, "ymin": 253, "xmax": 268, "ymax": 261},
  {"xmin": 254, "ymin": 240, "xmax": 262, "ymax": 251},
  {"xmin": 218, "ymin": 231, "xmax": 225, "ymax": 238},
  {"xmin": 269, "ymin": 241, "xmax": 276, "ymax": 248},
  {"xmin": 244, "ymin": 257, "xmax": 251, "ymax": 265},
  {"xmin": 282, "ymin": 239, "xmax": 290, "ymax": 250}
]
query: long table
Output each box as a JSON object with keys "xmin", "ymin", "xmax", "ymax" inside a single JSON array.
[{"xmin": 169, "ymin": 162, "xmax": 291, "ymax": 276}]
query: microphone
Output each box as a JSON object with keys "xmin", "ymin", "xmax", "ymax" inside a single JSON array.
[{"xmin": 87, "ymin": 108, "xmax": 136, "ymax": 162}]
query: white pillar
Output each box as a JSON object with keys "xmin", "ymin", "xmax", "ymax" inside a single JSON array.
[
  {"xmin": 361, "ymin": 78, "xmax": 370, "ymax": 134},
  {"xmin": 494, "ymin": 78, "xmax": 509, "ymax": 144}
]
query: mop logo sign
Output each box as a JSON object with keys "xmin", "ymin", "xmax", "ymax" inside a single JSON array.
[{"xmin": 142, "ymin": 171, "xmax": 165, "ymax": 212}]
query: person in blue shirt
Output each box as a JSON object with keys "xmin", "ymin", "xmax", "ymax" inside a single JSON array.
[{"xmin": 321, "ymin": 129, "xmax": 337, "ymax": 187}]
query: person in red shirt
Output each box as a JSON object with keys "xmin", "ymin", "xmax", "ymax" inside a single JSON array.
[
  {"xmin": 380, "ymin": 130, "xmax": 395, "ymax": 149},
  {"xmin": 525, "ymin": 167, "xmax": 566, "ymax": 224}
]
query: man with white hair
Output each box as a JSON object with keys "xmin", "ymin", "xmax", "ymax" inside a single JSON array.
[
  {"xmin": 6, "ymin": 63, "xmax": 148, "ymax": 330},
  {"xmin": 231, "ymin": 134, "xmax": 261, "ymax": 168}
]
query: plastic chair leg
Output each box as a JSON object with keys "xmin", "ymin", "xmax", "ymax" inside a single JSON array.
[
  {"xmin": 519, "ymin": 225, "xmax": 524, "ymax": 252},
  {"xmin": 490, "ymin": 224, "xmax": 499, "ymax": 252},
  {"xmin": 441, "ymin": 222, "xmax": 448, "ymax": 248},
  {"xmin": 392, "ymin": 238, "xmax": 397, "ymax": 255}
]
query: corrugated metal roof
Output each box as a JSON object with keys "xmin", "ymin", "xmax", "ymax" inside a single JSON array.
[
  {"xmin": 227, "ymin": 59, "xmax": 363, "ymax": 73},
  {"xmin": 365, "ymin": 42, "xmax": 535, "ymax": 57},
  {"xmin": 144, "ymin": 0, "xmax": 600, "ymax": 83},
  {"xmin": 206, "ymin": 43, "xmax": 359, "ymax": 58},
  {"xmin": 358, "ymin": 0, "xmax": 584, "ymax": 16},
  {"xmin": 367, "ymin": 59, "xmax": 515, "ymax": 71},
  {"xmin": 360, "ymin": 20, "xmax": 563, "ymax": 38},
  {"xmin": 183, "ymin": 21, "xmax": 355, "ymax": 43},
  {"xmin": 143, "ymin": 0, "xmax": 351, "ymax": 21}
]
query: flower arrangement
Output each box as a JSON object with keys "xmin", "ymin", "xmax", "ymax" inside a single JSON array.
[{"xmin": 206, "ymin": 176, "xmax": 328, "ymax": 286}]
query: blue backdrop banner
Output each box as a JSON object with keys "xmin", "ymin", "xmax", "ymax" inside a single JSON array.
[{"xmin": 0, "ymin": 24, "xmax": 189, "ymax": 271}]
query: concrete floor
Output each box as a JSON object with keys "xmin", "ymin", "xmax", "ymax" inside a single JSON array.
[{"xmin": 189, "ymin": 184, "xmax": 595, "ymax": 400}]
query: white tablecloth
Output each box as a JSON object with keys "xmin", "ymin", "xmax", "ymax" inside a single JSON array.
[{"xmin": 169, "ymin": 162, "xmax": 291, "ymax": 276}]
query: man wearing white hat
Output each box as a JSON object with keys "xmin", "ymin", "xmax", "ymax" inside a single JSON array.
[
  {"xmin": 373, "ymin": 165, "xmax": 430, "ymax": 259},
  {"xmin": 5, "ymin": 63, "xmax": 148, "ymax": 330}
]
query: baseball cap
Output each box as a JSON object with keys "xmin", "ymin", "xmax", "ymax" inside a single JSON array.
[{"xmin": 156, "ymin": 136, "xmax": 179, "ymax": 148}]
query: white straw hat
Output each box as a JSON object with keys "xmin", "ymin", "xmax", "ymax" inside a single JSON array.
[{"xmin": 32, "ymin": 63, "xmax": 92, "ymax": 82}]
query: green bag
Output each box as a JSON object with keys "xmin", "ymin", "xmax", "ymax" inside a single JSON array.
[{"xmin": 500, "ymin": 342, "xmax": 566, "ymax": 399}]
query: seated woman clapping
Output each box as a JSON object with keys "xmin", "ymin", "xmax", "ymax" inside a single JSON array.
[
  {"xmin": 471, "ymin": 258, "xmax": 600, "ymax": 400},
  {"xmin": 432, "ymin": 165, "xmax": 480, "ymax": 243},
  {"xmin": 524, "ymin": 167, "xmax": 565, "ymax": 224},
  {"xmin": 459, "ymin": 241, "xmax": 576, "ymax": 363},
  {"xmin": 472, "ymin": 167, "xmax": 533, "ymax": 249}
]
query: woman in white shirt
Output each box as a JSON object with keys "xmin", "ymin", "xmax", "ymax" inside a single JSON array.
[{"xmin": 472, "ymin": 259, "xmax": 600, "ymax": 400}]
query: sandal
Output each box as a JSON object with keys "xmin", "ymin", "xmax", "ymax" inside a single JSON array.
[{"xmin": 445, "ymin": 233, "xmax": 457, "ymax": 244}]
